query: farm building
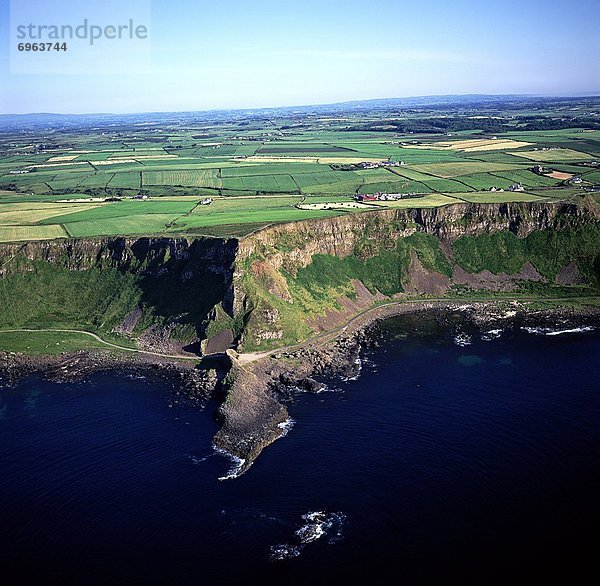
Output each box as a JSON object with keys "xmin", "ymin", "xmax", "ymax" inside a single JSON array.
[
  {"xmin": 200, "ymin": 198, "xmax": 213, "ymax": 205},
  {"xmin": 508, "ymin": 183, "xmax": 525, "ymax": 192}
]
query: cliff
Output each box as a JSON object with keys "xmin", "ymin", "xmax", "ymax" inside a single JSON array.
[
  {"xmin": 0, "ymin": 236, "xmax": 238, "ymax": 275},
  {"xmin": 2, "ymin": 200, "xmax": 600, "ymax": 475},
  {"xmin": 1, "ymin": 201, "xmax": 599, "ymax": 356},
  {"xmin": 228, "ymin": 201, "xmax": 600, "ymax": 351},
  {"xmin": 0, "ymin": 236, "xmax": 238, "ymax": 354}
]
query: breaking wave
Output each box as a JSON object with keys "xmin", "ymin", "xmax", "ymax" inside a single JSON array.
[
  {"xmin": 296, "ymin": 511, "xmax": 346, "ymax": 544},
  {"xmin": 341, "ymin": 357, "xmax": 362, "ymax": 381},
  {"xmin": 269, "ymin": 544, "xmax": 302, "ymax": 560},
  {"xmin": 213, "ymin": 446, "xmax": 247, "ymax": 481},
  {"xmin": 453, "ymin": 333, "xmax": 472, "ymax": 347},
  {"xmin": 269, "ymin": 510, "xmax": 346, "ymax": 561},
  {"xmin": 277, "ymin": 418, "xmax": 295, "ymax": 437},
  {"xmin": 481, "ymin": 329, "xmax": 503, "ymax": 341},
  {"xmin": 522, "ymin": 325, "xmax": 595, "ymax": 336}
]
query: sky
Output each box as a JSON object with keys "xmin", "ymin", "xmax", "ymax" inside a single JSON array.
[{"xmin": 1, "ymin": 0, "xmax": 599, "ymax": 114}]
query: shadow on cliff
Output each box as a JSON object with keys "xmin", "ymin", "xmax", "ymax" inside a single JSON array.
[{"xmin": 112, "ymin": 237, "xmax": 238, "ymax": 344}]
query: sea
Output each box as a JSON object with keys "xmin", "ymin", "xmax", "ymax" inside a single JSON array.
[{"xmin": 1, "ymin": 314, "xmax": 599, "ymax": 585}]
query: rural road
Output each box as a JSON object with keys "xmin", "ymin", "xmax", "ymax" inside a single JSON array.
[
  {"xmin": 2, "ymin": 295, "xmax": 598, "ymax": 364},
  {"xmin": 236, "ymin": 295, "xmax": 600, "ymax": 363},
  {"xmin": 0, "ymin": 328, "xmax": 199, "ymax": 361}
]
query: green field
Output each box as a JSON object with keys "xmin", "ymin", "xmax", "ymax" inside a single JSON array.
[
  {"xmin": 0, "ymin": 110, "xmax": 593, "ymax": 242},
  {"xmin": 0, "ymin": 225, "xmax": 68, "ymax": 241},
  {"xmin": 447, "ymin": 192, "xmax": 547, "ymax": 203},
  {"xmin": 509, "ymin": 148, "xmax": 596, "ymax": 162},
  {"xmin": 490, "ymin": 170, "xmax": 560, "ymax": 187},
  {"xmin": 221, "ymin": 174, "xmax": 298, "ymax": 193},
  {"xmin": 0, "ymin": 330, "xmax": 115, "ymax": 354},
  {"xmin": 143, "ymin": 169, "xmax": 222, "ymax": 188},
  {"xmin": 370, "ymin": 194, "xmax": 458, "ymax": 207},
  {"xmin": 411, "ymin": 162, "xmax": 527, "ymax": 178},
  {"xmin": 64, "ymin": 214, "xmax": 182, "ymax": 237},
  {"xmin": 459, "ymin": 173, "xmax": 516, "ymax": 190}
]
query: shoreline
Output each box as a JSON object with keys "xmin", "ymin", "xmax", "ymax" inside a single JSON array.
[
  {"xmin": 0, "ymin": 348, "xmax": 228, "ymax": 404},
  {"xmin": 2, "ymin": 299, "xmax": 600, "ymax": 477},
  {"xmin": 213, "ymin": 298, "xmax": 600, "ymax": 475}
]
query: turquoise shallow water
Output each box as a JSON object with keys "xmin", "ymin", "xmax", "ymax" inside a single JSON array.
[{"xmin": 1, "ymin": 317, "xmax": 599, "ymax": 585}]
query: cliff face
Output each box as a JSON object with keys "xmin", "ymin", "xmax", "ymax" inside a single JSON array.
[
  {"xmin": 0, "ymin": 236, "xmax": 238, "ymax": 354},
  {"xmin": 0, "ymin": 236, "xmax": 238, "ymax": 276},
  {"xmin": 237, "ymin": 202, "xmax": 593, "ymax": 269},
  {"xmin": 231, "ymin": 201, "xmax": 600, "ymax": 351},
  {"xmin": 1, "ymin": 201, "xmax": 599, "ymax": 355}
]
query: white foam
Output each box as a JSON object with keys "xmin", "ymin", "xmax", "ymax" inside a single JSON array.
[
  {"xmin": 296, "ymin": 511, "xmax": 346, "ymax": 544},
  {"xmin": 545, "ymin": 326, "xmax": 595, "ymax": 336},
  {"xmin": 481, "ymin": 329, "xmax": 503, "ymax": 341},
  {"xmin": 341, "ymin": 357, "xmax": 362, "ymax": 382},
  {"xmin": 453, "ymin": 333, "xmax": 472, "ymax": 347},
  {"xmin": 277, "ymin": 418, "xmax": 295, "ymax": 437},
  {"xmin": 296, "ymin": 512, "xmax": 328, "ymax": 543},
  {"xmin": 312, "ymin": 384, "xmax": 342, "ymax": 394},
  {"xmin": 269, "ymin": 510, "xmax": 346, "ymax": 561},
  {"xmin": 213, "ymin": 445, "xmax": 247, "ymax": 481},
  {"xmin": 269, "ymin": 544, "xmax": 301, "ymax": 560},
  {"xmin": 522, "ymin": 325, "xmax": 595, "ymax": 336}
]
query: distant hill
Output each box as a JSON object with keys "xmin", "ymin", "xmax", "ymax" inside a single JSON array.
[{"xmin": 2, "ymin": 94, "xmax": 599, "ymax": 131}]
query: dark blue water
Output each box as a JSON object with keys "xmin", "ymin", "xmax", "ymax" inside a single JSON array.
[{"xmin": 1, "ymin": 319, "xmax": 599, "ymax": 585}]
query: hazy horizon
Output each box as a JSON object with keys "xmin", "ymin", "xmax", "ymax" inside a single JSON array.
[
  {"xmin": 2, "ymin": 0, "xmax": 599, "ymax": 116},
  {"xmin": 3, "ymin": 91, "xmax": 600, "ymax": 118}
]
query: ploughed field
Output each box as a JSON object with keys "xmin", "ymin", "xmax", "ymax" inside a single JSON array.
[{"xmin": 1, "ymin": 114, "xmax": 599, "ymax": 241}]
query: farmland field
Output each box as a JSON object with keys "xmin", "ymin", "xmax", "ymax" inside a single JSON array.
[
  {"xmin": 490, "ymin": 170, "xmax": 560, "ymax": 187},
  {"xmin": 509, "ymin": 149, "xmax": 596, "ymax": 162},
  {"xmin": 220, "ymin": 174, "xmax": 298, "ymax": 193},
  {"xmin": 108, "ymin": 173, "xmax": 142, "ymax": 189},
  {"xmin": 143, "ymin": 169, "xmax": 222, "ymax": 188},
  {"xmin": 458, "ymin": 173, "xmax": 516, "ymax": 190},
  {"xmin": 0, "ymin": 203, "xmax": 105, "ymax": 224},
  {"xmin": 411, "ymin": 162, "xmax": 527, "ymax": 178},
  {"xmin": 447, "ymin": 192, "xmax": 546, "ymax": 203},
  {"xmin": 0, "ymin": 225, "xmax": 68, "ymax": 241},
  {"xmin": 64, "ymin": 214, "xmax": 181, "ymax": 237},
  {"xmin": 420, "ymin": 178, "xmax": 474, "ymax": 192},
  {"xmin": 369, "ymin": 194, "xmax": 458, "ymax": 207},
  {"xmin": 410, "ymin": 138, "xmax": 532, "ymax": 152},
  {"xmin": 0, "ymin": 98, "xmax": 596, "ymax": 242}
]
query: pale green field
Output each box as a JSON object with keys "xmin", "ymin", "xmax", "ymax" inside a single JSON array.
[
  {"xmin": 509, "ymin": 149, "xmax": 595, "ymax": 162},
  {"xmin": 64, "ymin": 213, "xmax": 181, "ymax": 238},
  {"xmin": 411, "ymin": 162, "xmax": 527, "ymax": 178},
  {"xmin": 143, "ymin": 169, "xmax": 222, "ymax": 188},
  {"xmin": 0, "ymin": 225, "xmax": 69, "ymax": 241},
  {"xmin": 446, "ymin": 192, "xmax": 547, "ymax": 203},
  {"xmin": 0, "ymin": 203, "xmax": 105, "ymax": 224},
  {"xmin": 370, "ymin": 194, "xmax": 458, "ymax": 207}
]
